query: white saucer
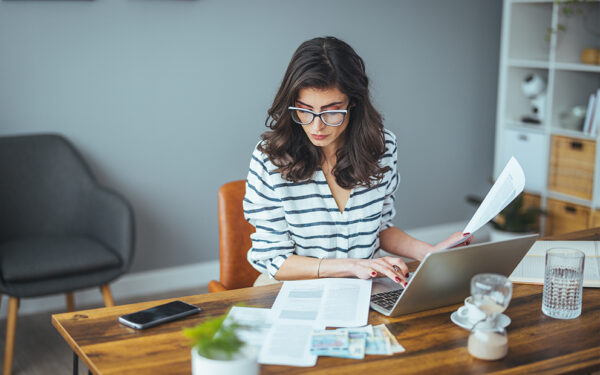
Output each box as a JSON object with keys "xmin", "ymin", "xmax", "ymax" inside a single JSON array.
[{"xmin": 450, "ymin": 311, "xmax": 511, "ymax": 330}]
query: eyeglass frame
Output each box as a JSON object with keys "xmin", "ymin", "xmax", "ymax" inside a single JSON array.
[{"xmin": 287, "ymin": 106, "xmax": 349, "ymax": 127}]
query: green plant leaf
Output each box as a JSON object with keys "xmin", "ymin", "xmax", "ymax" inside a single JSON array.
[
  {"xmin": 183, "ymin": 313, "xmax": 246, "ymax": 360},
  {"xmin": 182, "ymin": 305, "xmax": 259, "ymax": 361}
]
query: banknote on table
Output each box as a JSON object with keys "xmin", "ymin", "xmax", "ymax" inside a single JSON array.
[
  {"xmin": 328, "ymin": 327, "xmax": 369, "ymax": 359},
  {"xmin": 311, "ymin": 324, "xmax": 404, "ymax": 358},
  {"xmin": 311, "ymin": 327, "xmax": 368, "ymax": 359},
  {"xmin": 310, "ymin": 330, "xmax": 349, "ymax": 356},
  {"xmin": 365, "ymin": 325, "xmax": 391, "ymax": 355},
  {"xmin": 375, "ymin": 324, "xmax": 405, "ymax": 353}
]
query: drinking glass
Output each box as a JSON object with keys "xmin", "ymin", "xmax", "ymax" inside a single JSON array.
[
  {"xmin": 468, "ymin": 273, "xmax": 512, "ymax": 361},
  {"xmin": 542, "ymin": 248, "xmax": 585, "ymax": 319}
]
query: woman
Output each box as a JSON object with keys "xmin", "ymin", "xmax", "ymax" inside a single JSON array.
[{"xmin": 244, "ymin": 36, "xmax": 470, "ymax": 286}]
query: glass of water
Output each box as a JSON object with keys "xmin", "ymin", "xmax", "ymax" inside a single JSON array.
[{"xmin": 542, "ymin": 248, "xmax": 585, "ymax": 319}]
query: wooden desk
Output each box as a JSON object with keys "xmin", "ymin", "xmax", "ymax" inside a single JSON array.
[{"xmin": 53, "ymin": 229, "xmax": 600, "ymax": 375}]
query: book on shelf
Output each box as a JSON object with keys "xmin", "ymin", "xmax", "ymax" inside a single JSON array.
[{"xmin": 583, "ymin": 92, "xmax": 596, "ymax": 135}]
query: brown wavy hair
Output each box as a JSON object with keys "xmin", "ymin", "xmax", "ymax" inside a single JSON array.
[{"xmin": 259, "ymin": 36, "xmax": 390, "ymax": 189}]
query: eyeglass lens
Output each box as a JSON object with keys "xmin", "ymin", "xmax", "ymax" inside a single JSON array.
[{"xmin": 290, "ymin": 108, "xmax": 345, "ymax": 126}]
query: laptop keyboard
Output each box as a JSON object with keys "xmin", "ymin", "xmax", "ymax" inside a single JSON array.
[{"xmin": 371, "ymin": 288, "xmax": 405, "ymax": 311}]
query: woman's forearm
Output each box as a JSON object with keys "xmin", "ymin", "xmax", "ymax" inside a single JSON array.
[
  {"xmin": 274, "ymin": 228, "xmax": 432, "ymax": 281},
  {"xmin": 274, "ymin": 255, "xmax": 359, "ymax": 280},
  {"xmin": 379, "ymin": 226, "xmax": 433, "ymax": 261},
  {"xmin": 273, "ymin": 250, "xmax": 415, "ymax": 284}
]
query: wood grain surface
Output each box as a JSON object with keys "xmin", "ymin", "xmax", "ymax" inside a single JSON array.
[{"xmin": 53, "ymin": 229, "xmax": 600, "ymax": 375}]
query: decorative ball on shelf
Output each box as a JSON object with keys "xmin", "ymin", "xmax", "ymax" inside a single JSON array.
[{"xmin": 521, "ymin": 73, "xmax": 547, "ymax": 125}]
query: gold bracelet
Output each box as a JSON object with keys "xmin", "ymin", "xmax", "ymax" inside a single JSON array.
[{"xmin": 316, "ymin": 258, "xmax": 325, "ymax": 279}]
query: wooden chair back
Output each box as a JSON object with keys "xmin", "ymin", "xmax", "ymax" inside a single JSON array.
[{"xmin": 209, "ymin": 180, "xmax": 258, "ymax": 292}]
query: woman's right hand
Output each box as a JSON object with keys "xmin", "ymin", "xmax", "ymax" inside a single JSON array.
[
  {"xmin": 352, "ymin": 257, "xmax": 410, "ymax": 286},
  {"xmin": 432, "ymin": 231, "xmax": 473, "ymax": 251}
]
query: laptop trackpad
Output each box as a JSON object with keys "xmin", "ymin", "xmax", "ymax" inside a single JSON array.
[{"xmin": 371, "ymin": 277, "xmax": 404, "ymax": 295}]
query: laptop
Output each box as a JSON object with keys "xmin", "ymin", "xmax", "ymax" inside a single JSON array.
[{"xmin": 370, "ymin": 234, "xmax": 539, "ymax": 317}]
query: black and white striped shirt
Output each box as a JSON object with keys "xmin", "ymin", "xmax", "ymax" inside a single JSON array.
[{"xmin": 243, "ymin": 129, "xmax": 399, "ymax": 278}]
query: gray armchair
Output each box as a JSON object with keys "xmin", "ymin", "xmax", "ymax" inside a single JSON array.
[{"xmin": 0, "ymin": 134, "xmax": 135, "ymax": 375}]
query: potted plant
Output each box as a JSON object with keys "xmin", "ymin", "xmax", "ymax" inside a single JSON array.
[
  {"xmin": 183, "ymin": 313, "xmax": 258, "ymax": 375},
  {"xmin": 545, "ymin": 0, "xmax": 600, "ymax": 43},
  {"xmin": 466, "ymin": 192, "xmax": 546, "ymax": 242}
]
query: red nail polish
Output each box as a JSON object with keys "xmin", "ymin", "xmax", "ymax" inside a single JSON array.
[
  {"xmin": 371, "ymin": 272, "xmax": 376, "ymax": 276},
  {"xmin": 395, "ymin": 277, "xmax": 401, "ymax": 282},
  {"xmin": 404, "ymin": 282, "xmax": 408, "ymax": 287},
  {"xmin": 405, "ymin": 272, "xmax": 409, "ymax": 277},
  {"xmin": 464, "ymin": 233, "xmax": 471, "ymax": 236}
]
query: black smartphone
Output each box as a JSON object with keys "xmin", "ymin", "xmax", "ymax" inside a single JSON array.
[{"xmin": 118, "ymin": 300, "xmax": 201, "ymax": 329}]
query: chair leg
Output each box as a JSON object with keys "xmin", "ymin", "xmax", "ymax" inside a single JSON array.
[
  {"xmin": 3, "ymin": 297, "xmax": 19, "ymax": 375},
  {"xmin": 100, "ymin": 285, "xmax": 115, "ymax": 307},
  {"xmin": 66, "ymin": 292, "xmax": 75, "ymax": 312}
]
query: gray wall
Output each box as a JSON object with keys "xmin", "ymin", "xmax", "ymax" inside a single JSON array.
[{"xmin": 0, "ymin": 0, "xmax": 502, "ymax": 273}]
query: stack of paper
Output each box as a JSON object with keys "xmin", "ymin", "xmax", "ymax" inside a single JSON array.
[
  {"xmin": 258, "ymin": 278, "xmax": 372, "ymax": 366},
  {"xmin": 220, "ymin": 278, "xmax": 376, "ymax": 367}
]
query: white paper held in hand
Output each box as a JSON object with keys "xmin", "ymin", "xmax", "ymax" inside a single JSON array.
[
  {"xmin": 447, "ymin": 157, "xmax": 525, "ymax": 249},
  {"xmin": 463, "ymin": 156, "xmax": 525, "ymax": 234}
]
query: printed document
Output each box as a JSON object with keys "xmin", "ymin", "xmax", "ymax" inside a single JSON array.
[
  {"xmin": 258, "ymin": 278, "xmax": 372, "ymax": 366},
  {"xmin": 270, "ymin": 278, "xmax": 372, "ymax": 327},
  {"xmin": 259, "ymin": 320, "xmax": 317, "ymax": 366}
]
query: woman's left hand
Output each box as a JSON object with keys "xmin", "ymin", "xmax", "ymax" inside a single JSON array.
[{"xmin": 432, "ymin": 231, "xmax": 473, "ymax": 251}]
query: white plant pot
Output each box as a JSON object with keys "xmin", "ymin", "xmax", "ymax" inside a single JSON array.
[{"xmin": 191, "ymin": 346, "xmax": 258, "ymax": 375}]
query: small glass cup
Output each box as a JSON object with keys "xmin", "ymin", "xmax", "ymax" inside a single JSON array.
[{"xmin": 542, "ymin": 248, "xmax": 585, "ymax": 319}]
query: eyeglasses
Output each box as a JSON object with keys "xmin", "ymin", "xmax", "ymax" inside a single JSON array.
[{"xmin": 288, "ymin": 106, "xmax": 348, "ymax": 127}]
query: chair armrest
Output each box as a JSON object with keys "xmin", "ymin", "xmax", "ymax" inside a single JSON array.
[
  {"xmin": 208, "ymin": 280, "xmax": 227, "ymax": 293},
  {"xmin": 83, "ymin": 186, "xmax": 135, "ymax": 272}
]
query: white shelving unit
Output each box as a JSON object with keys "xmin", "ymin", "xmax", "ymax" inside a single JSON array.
[{"xmin": 494, "ymin": 0, "xmax": 600, "ymax": 235}]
